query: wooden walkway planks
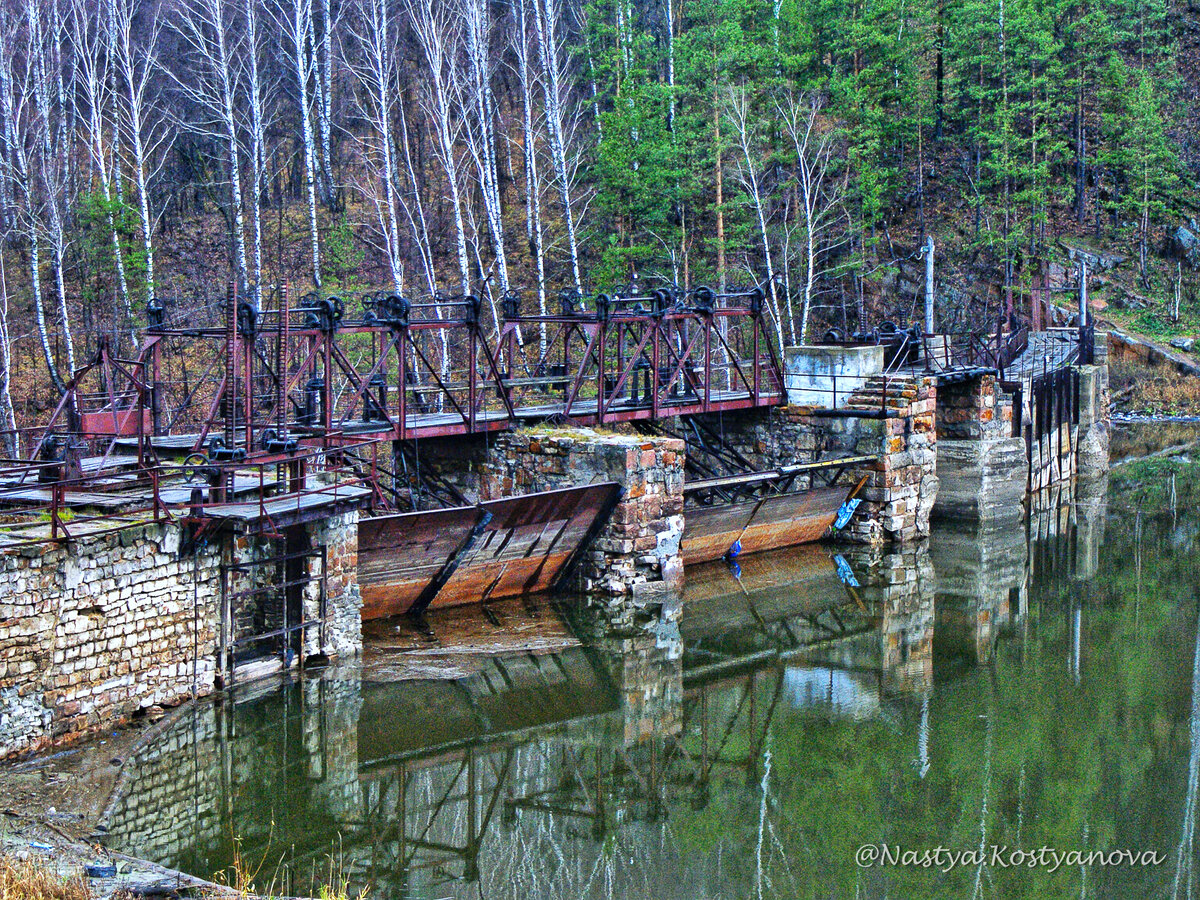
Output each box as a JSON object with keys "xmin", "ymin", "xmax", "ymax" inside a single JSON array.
[{"xmin": 201, "ymin": 483, "xmax": 373, "ymax": 524}]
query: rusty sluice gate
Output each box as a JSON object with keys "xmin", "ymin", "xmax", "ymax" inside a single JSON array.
[{"xmin": 358, "ymin": 483, "xmax": 621, "ymax": 619}]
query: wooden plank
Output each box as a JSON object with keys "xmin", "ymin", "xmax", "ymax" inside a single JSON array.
[
  {"xmin": 359, "ymin": 507, "xmax": 482, "ymax": 619},
  {"xmin": 202, "ymin": 484, "xmax": 372, "ymax": 522},
  {"xmin": 682, "ymin": 484, "xmax": 849, "ymax": 564},
  {"xmin": 358, "ymin": 482, "xmax": 621, "ymax": 619}
]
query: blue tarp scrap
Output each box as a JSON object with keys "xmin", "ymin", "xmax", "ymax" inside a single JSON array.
[
  {"xmin": 833, "ymin": 497, "xmax": 862, "ymax": 530},
  {"xmin": 834, "ymin": 554, "xmax": 860, "ymax": 587}
]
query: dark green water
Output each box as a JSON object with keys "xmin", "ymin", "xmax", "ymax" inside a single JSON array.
[{"xmin": 103, "ymin": 452, "xmax": 1200, "ymax": 899}]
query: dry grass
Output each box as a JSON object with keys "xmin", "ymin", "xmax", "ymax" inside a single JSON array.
[
  {"xmin": 0, "ymin": 859, "xmax": 91, "ymax": 900},
  {"xmin": 1110, "ymin": 357, "xmax": 1200, "ymax": 416}
]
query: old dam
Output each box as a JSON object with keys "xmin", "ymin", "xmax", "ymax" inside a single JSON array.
[{"xmin": 0, "ymin": 282, "xmax": 1155, "ymax": 898}]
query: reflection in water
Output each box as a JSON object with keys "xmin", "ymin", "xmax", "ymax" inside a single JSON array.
[{"xmin": 103, "ymin": 460, "xmax": 1200, "ymax": 898}]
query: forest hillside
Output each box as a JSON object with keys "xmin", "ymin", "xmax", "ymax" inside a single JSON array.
[{"xmin": 0, "ymin": 0, "xmax": 1197, "ymax": 421}]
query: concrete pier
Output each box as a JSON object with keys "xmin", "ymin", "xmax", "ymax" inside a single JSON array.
[{"xmin": 932, "ymin": 374, "xmax": 1026, "ymax": 523}]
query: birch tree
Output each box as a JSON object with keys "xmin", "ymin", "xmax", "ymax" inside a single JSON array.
[
  {"xmin": 0, "ymin": 5, "xmax": 68, "ymax": 393},
  {"xmin": 28, "ymin": 0, "xmax": 77, "ymax": 379},
  {"xmin": 112, "ymin": 0, "xmax": 167, "ymax": 309},
  {"xmin": 0, "ymin": 247, "xmax": 19, "ymax": 455},
  {"xmin": 169, "ymin": 0, "xmax": 250, "ymax": 292},
  {"xmin": 69, "ymin": 0, "xmax": 133, "ymax": 333},
  {"xmin": 531, "ymin": 0, "xmax": 583, "ymax": 292},
  {"xmin": 238, "ymin": 0, "xmax": 271, "ymax": 303},
  {"xmin": 408, "ymin": 0, "xmax": 471, "ymax": 295},
  {"xmin": 314, "ymin": 0, "xmax": 335, "ymax": 205},
  {"xmin": 779, "ymin": 93, "xmax": 845, "ymax": 344},
  {"xmin": 277, "ymin": 0, "xmax": 323, "ymax": 288},
  {"xmin": 725, "ymin": 85, "xmax": 782, "ymax": 348},
  {"xmin": 344, "ymin": 0, "xmax": 402, "ymax": 291},
  {"xmin": 512, "ymin": 0, "xmax": 548, "ymax": 345},
  {"xmin": 459, "ymin": 0, "xmax": 510, "ymax": 299}
]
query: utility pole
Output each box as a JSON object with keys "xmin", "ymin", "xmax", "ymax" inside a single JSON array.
[
  {"xmin": 923, "ymin": 235, "xmax": 935, "ymax": 334},
  {"xmin": 1079, "ymin": 258, "xmax": 1088, "ymax": 326}
]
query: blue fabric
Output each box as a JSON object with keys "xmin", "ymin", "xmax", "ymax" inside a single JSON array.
[
  {"xmin": 833, "ymin": 498, "xmax": 862, "ymax": 530},
  {"xmin": 834, "ymin": 554, "xmax": 860, "ymax": 587}
]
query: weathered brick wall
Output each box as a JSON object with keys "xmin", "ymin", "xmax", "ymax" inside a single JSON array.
[
  {"xmin": 933, "ymin": 373, "xmax": 1026, "ymax": 523},
  {"xmin": 480, "ymin": 428, "xmax": 684, "ymax": 625},
  {"xmin": 935, "ymin": 373, "xmax": 1013, "ymax": 441},
  {"xmin": 0, "ymin": 522, "xmax": 222, "ymax": 758}
]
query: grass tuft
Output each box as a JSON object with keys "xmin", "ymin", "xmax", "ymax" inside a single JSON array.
[{"xmin": 0, "ymin": 858, "xmax": 91, "ymax": 900}]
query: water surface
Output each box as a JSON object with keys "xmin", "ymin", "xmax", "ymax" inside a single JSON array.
[{"xmin": 103, "ymin": 461, "xmax": 1200, "ymax": 899}]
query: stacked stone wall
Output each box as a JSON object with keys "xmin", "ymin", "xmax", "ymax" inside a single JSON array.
[
  {"xmin": 0, "ymin": 523, "xmax": 222, "ymax": 758},
  {"xmin": 480, "ymin": 428, "xmax": 684, "ymax": 627},
  {"xmin": 675, "ymin": 407, "xmax": 865, "ymax": 487},
  {"xmin": 307, "ymin": 511, "xmax": 362, "ymax": 659},
  {"xmin": 838, "ymin": 376, "xmax": 939, "ymax": 544},
  {"xmin": 0, "ymin": 510, "xmax": 362, "ymax": 760}
]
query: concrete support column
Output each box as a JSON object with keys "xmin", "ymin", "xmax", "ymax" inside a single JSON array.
[
  {"xmin": 481, "ymin": 428, "xmax": 685, "ymax": 626},
  {"xmin": 1076, "ymin": 356, "xmax": 1111, "ymax": 479}
]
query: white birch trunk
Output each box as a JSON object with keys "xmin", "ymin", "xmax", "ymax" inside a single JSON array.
[
  {"xmin": 514, "ymin": 0, "xmax": 547, "ymax": 352},
  {"xmin": 532, "ymin": 0, "xmax": 582, "ymax": 292},
  {"xmin": 242, "ymin": 0, "xmax": 266, "ymax": 303},
  {"xmin": 409, "ymin": 0, "xmax": 471, "ymax": 295},
  {"xmin": 170, "ymin": 0, "xmax": 250, "ymax": 292},
  {"xmin": 726, "ymin": 87, "xmax": 781, "ymax": 349},
  {"xmin": 347, "ymin": 0, "xmax": 403, "ymax": 291},
  {"xmin": 287, "ymin": 0, "xmax": 322, "ymax": 288},
  {"xmin": 0, "ymin": 251, "xmax": 19, "ymax": 455},
  {"xmin": 113, "ymin": 0, "xmax": 161, "ymax": 309},
  {"xmin": 461, "ymin": 0, "xmax": 509, "ymax": 298},
  {"xmin": 71, "ymin": 0, "xmax": 133, "ymax": 338}
]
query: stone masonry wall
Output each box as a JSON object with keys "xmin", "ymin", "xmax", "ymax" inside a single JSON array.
[
  {"xmin": 933, "ymin": 373, "xmax": 1027, "ymax": 523},
  {"xmin": 935, "ymin": 374, "xmax": 1013, "ymax": 441},
  {"xmin": 306, "ymin": 511, "xmax": 362, "ymax": 659},
  {"xmin": 0, "ymin": 522, "xmax": 221, "ymax": 759},
  {"xmin": 837, "ymin": 376, "xmax": 939, "ymax": 544},
  {"xmin": 0, "ymin": 511, "xmax": 362, "ymax": 760},
  {"xmin": 676, "ymin": 406, "xmax": 865, "ymax": 488},
  {"xmin": 480, "ymin": 428, "xmax": 684, "ymax": 627}
]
